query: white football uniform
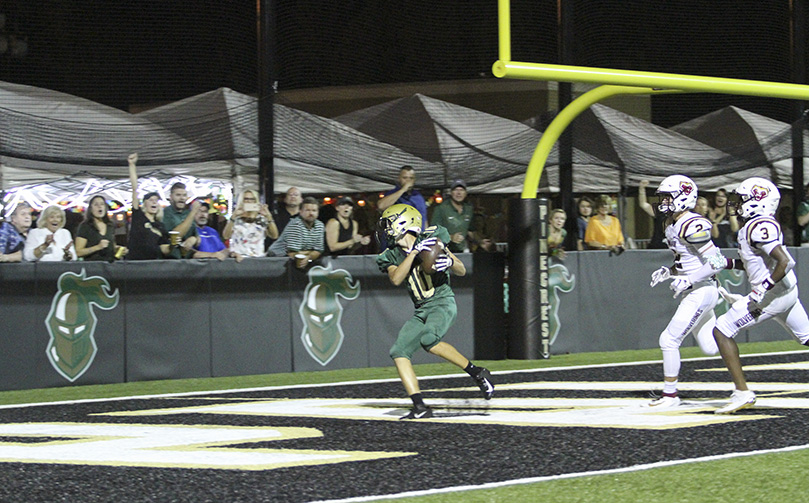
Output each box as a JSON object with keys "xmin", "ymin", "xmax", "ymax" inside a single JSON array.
[
  {"xmin": 715, "ymin": 216, "xmax": 809, "ymax": 343},
  {"xmin": 659, "ymin": 212, "xmax": 722, "ymax": 379}
]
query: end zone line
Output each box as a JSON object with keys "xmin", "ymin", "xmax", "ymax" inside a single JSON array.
[
  {"xmin": 0, "ymin": 349, "xmax": 803, "ymax": 410},
  {"xmin": 309, "ymin": 442, "xmax": 809, "ymax": 503}
]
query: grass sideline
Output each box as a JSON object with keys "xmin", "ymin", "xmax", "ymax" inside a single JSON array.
[
  {"xmin": 0, "ymin": 340, "xmax": 800, "ymax": 406},
  {"xmin": 1, "ymin": 340, "xmax": 806, "ymax": 502}
]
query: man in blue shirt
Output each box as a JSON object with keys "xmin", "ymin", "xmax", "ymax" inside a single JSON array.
[
  {"xmin": 0, "ymin": 202, "xmax": 32, "ymax": 263},
  {"xmin": 377, "ymin": 166, "xmax": 428, "ymax": 250},
  {"xmin": 192, "ymin": 202, "xmax": 242, "ymax": 262},
  {"xmin": 377, "ymin": 165, "xmax": 428, "ymax": 227}
]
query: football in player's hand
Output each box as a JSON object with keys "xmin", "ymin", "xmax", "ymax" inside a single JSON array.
[{"xmin": 418, "ymin": 240, "xmax": 445, "ymax": 274}]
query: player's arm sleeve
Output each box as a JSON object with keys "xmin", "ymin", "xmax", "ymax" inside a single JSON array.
[
  {"xmin": 376, "ymin": 252, "xmax": 393, "ymax": 273},
  {"xmin": 684, "ymin": 219, "xmax": 726, "ymax": 283},
  {"xmin": 752, "ymin": 221, "xmax": 795, "ymax": 279},
  {"xmin": 436, "ymin": 225, "xmax": 451, "ymax": 248}
]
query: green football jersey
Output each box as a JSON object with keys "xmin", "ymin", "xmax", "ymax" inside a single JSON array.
[{"xmin": 376, "ymin": 225, "xmax": 455, "ymax": 307}]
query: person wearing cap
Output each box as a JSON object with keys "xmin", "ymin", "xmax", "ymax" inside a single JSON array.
[
  {"xmin": 326, "ymin": 196, "xmax": 371, "ymax": 256},
  {"xmin": 430, "ymin": 179, "xmax": 475, "ymax": 254},
  {"xmin": 126, "ymin": 153, "xmax": 171, "ymax": 260},
  {"xmin": 377, "ymin": 165, "xmax": 428, "ymax": 229},
  {"xmin": 191, "ymin": 202, "xmax": 243, "ymax": 262}
]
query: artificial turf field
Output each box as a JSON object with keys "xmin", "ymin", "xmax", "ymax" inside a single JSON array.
[{"xmin": 0, "ymin": 341, "xmax": 807, "ymax": 502}]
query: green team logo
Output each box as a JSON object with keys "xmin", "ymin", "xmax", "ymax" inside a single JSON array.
[
  {"xmin": 45, "ymin": 269, "xmax": 120, "ymax": 382},
  {"xmin": 715, "ymin": 269, "xmax": 745, "ymax": 317},
  {"xmin": 548, "ymin": 263, "xmax": 575, "ymax": 346},
  {"xmin": 299, "ymin": 265, "xmax": 360, "ymax": 366}
]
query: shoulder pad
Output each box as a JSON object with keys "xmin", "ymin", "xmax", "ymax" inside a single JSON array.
[
  {"xmin": 680, "ymin": 216, "xmax": 712, "ymax": 244},
  {"xmin": 747, "ymin": 217, "xmax": 780, "ymax": 245}
]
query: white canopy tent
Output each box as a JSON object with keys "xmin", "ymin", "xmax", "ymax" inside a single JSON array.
[{"xmin": 2, "ymin": 80, "xmax": 808, "ymax": 211}]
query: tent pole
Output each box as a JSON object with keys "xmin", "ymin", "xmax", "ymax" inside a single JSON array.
[
  {"xmin": 257, "ymin": 0, "xmax": 276, "ymax": 208},
  {"xmin": 791, "ymin": 0, "xmax": 806, "ymax": 245}
]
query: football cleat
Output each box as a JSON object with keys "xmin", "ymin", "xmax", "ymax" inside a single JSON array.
[
  {"xmin": 648, "ymin": 393, "xmax": 681, "ymax": 408},
  {"xmin": 715, "ymin": 389, "xmax": 756, "ymax": 415},
  {"xmin": 400, "ymin": 405, "xmax": 433, "ymax": 420},
  {"xmin": 473, "ymin": 368, "xmax": 495, "ymax": 400}
]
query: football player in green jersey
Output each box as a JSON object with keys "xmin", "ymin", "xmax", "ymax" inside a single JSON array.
[{"xmin": 377, "ymin": 204, "xmax": 494, "ymax": 420}]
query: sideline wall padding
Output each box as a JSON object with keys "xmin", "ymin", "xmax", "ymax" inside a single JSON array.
[{"xmin": 2, "ymin": 249, "xmax": 808, "ymax": 391}]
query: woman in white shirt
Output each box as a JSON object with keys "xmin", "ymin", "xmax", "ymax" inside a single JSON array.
[
  {"xmin": 222, "ymin": 189, "xmax": 278, "ymax": 257},
  {"xmin": 24, "ymin": 205, "xmax": 77, "ymax": 262}
]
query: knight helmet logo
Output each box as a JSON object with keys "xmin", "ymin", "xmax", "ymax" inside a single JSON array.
[
  {"xmin": 548, "ymin": 263, "xmax": 575, "ymax": 346},
  {"xmin": 45, "ymin": 269, "xmax": 119, "ymax": 382},
  {"xmin": 299, "ymin": 264, "xmax": 360, "ymax": 366}
]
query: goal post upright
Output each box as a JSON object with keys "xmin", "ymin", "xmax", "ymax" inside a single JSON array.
[
  {"xmin": 493, "ymin": 0, "xmax": 809, "ymax": 197},
  {"xmin": 494, "ymin": 0, "xmax": 809, "ymax": 359}
]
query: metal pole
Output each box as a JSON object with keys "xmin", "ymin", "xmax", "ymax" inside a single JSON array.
[
  {"xmin": 791, "ymin": 0, "xmax": 806, "ymax": 243},
  {"xmin": 558, "ymin": 0, "xmax": 575, "ymax": 251},
  {"xmin": 257, "ymin": 0, "xmax": 276, "ymax": 207}
]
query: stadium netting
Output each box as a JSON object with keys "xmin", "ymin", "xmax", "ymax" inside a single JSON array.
[{"xmin": 0, "ymin": 0, "xmax": 806, "ymax": 186}]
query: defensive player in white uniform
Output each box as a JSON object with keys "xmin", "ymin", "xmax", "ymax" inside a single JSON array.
[
  {"xmin": 713, "ymin": 177, "xmax": 809, "ymax": 414},
  {"xmin": 648, "ymin": 175, "xmax": 724, "ymax": 407}
]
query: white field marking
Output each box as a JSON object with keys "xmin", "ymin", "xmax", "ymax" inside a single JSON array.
[
  {"xmin": 0, "ymin": 349, "xmax": 804, "ymax": 411},
  {"xmin": 0, "ymin": 422, "xmax": 414, "ymax": 470},
  {"xmin": 100, "ymin": 395, "xmax": 794, "ymax": 429},
  {"xmin": 697, "ymin": 361, "xmax": 809, "ymax": 372},
  {"xmin": 308, "ymin": 443, "xmax": 809, "ymax": 503},
  {"xmin": 476, "ymin": 380, "xmax": 809, "ymax": 392}
]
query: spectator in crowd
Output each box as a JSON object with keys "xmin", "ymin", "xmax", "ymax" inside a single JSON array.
[
  {"xmin": 585, "ymin": 194, "xmax": 624, "ymax": 253},
  {"xmin": 162, "ymin": 182, "xmax": 200, "ymax": 259},
  {"xmin": 576, "ymin": 196, "xmax": 593, "ymax": 250},
  {"xmin": 222, "ymin": 189, "xmax": 278, "ymax": 257},
  {"xmin": 778, "ymin": 205, "xmax": 795, "ymax": 246},
  {"xmin": 0, "ymin": 202, "xmax": 32, "ymax": 262},
  {"xmin": 75, "ymin": 195, "xmax": 127, "ymax": 261},
  {"xmin": 23, "ymin": 205, "xmax": 76, "ymax": 262},
  {"xmin": 126, "ymin": 153, "xmax": 171, "ymax": 260},
  {"xmin": 708, "ymin": 188, "xmax": 739, "ymax": 248},
  {"xmin": 470, "ymin": 199, "xmax": 506, "ymax": 253},
  {"xmin": 325, "ymin": 196, "xmax": 370, "ymax": 256},
  {"xmin": 192, "ymin": 202, "xmax": 242, "ymax": 262},
  {"xmin": 637, "ymin": 180, "xmax": 666, "ymax": 249},
  {"xmin": 274, "ymin": 187, "xmax": 302, "ymax": 235},
  {"xmin": 796, "ymin": 183, "xmax": 809, "ymax": 246},
  {"xmin": 430, "ymin": 179, "xmax": 474, "ymax": 253},
  {"xmin": 377, "ymin": 165, "xmax": 428, "ymax": 227},
  {"xmin": 695, "ymin": 196, "xmax": 710, "ymax": 217},
  {"xmin": 268, "ymin": 196, "xmax": 324, "ymax": 269},
  {"xmin": 547, "ymin": 208, "xmax": 567, "ymax": 259}
]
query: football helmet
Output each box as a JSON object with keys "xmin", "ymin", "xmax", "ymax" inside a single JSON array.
[
  {"xmin": 655, "ymin": 175, "xmax": 698, "ymax": 214},
  {"xmin": 733, "ymin": 177, "xmax": 779, "ymax": 218},
  {"xmin": 379, "ymin": 204, "xmax": 422, "ymax": 242}
]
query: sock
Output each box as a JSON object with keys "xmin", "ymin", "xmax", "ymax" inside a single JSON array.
[
  {"xmin": 662, "ymin": 380, "xmax": 678, "ymax": 396},
  {"xmin": 410, "ymin": 393, "xmax": 425, "ymax": 408},
  {"xmin": 464, "ymin": 362, "xmax": 482, "ymax": 377}
]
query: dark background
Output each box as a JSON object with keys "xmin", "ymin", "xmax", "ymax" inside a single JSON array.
[{"xmin": 0, "ymin": 1, "xmax": 804, "ymax": 125}]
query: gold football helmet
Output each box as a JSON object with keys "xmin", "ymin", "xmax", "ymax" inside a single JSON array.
[{"xmin": 379, "ymin": 204, "xmax": 422, "ymax": 242}]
